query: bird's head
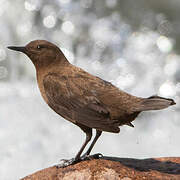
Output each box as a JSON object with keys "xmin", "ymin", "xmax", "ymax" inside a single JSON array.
[{"xmin": 7, "ymin": 40, "xmax": 67, "ymax": 68}]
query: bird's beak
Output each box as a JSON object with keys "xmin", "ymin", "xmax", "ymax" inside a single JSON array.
[{"xmin": 7, "ymin": 46, "xmax": 26, "ymax": 53}]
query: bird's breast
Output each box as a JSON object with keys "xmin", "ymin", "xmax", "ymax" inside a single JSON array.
[
  {"xmin": 36, "ymin": 70, "xmax": 77, "ymax": 124},
  {"xmin": 36, "ymin": 72, "xmax": 49, "ymax": 104}
]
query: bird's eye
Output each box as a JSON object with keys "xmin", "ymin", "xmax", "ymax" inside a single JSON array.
[{"xmin": 37, "ymin": 45, "xmax": 41, "ymax": 49}]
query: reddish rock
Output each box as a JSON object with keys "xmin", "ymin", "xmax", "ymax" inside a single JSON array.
[{"xmin": 21, "ymin": 157, "xmax": 180, "ymax": 180}]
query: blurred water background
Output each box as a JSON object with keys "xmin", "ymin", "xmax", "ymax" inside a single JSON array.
[{"xmin": 1, "ymin": 0, "xmax": 180, "ymax": 179}]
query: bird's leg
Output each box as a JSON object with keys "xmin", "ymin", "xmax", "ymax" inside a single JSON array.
[
  {"xmin": 57, "ymin": 127, "xmax": 92, "ymax": 168},
  {"xmin": 74, "ymin": 128, "xmax": 92, "ymax": 161},
  {"xmin": 81, "ymin": 130, "xmax": 102, "ymax": 160},
  {"xmin": 85, "ymin": 130, "xmax": 102, "ymax": 155}
]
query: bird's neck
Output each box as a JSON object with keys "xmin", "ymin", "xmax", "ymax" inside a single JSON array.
[
  {"xmin": 36, "ymin": 58, "xmax": 70, "ymax": 99},
  {"xmin": 34, "ymin": 53, "xmax": 69, "ymax": 69}
]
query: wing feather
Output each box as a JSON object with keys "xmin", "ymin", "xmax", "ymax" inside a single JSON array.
[{"xmin": 43, "ymin": 73, "xmax": 120, "ymax": 133}]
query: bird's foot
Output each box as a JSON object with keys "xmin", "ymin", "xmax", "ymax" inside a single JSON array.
[
  {"xmin": 81, "ymin": 153, "xmax": 103, "ymax": 161},
  {"xmin": 56, "ymin": 158, "xmax": 80, "ymax": 168},
  {"xmin": 56, "ymin": 153, "xmax": 103, "ymax": 168}
]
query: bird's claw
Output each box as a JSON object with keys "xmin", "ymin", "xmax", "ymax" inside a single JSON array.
[
  {"xmin": 56, "ymin": 153, "xmax": 103, "ymax": 168},
  {"xmin": 56, "ymin": 158, "xmax": 78, "ymax": 168},
  {"xmin": 81, "ymin": 153, "xmax": 103, "ymax": 160}
]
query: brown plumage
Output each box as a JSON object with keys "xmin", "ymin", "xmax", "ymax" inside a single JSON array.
[{"xmin": 7, "ymin": 40, "xmax": 176, "ymax": 166}]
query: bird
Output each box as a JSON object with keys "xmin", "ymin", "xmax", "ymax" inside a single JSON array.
[{"xmin": 8, "ymin": 40, "xmax": 176, "ymax": 167}]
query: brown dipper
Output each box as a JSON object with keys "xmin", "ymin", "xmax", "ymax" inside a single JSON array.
[{"xmin": 7, "ymin": 40, "xmax": 176, "ymax": 167}]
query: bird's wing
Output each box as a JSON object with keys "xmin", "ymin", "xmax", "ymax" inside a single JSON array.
[{"xmin": 43, "ymin": 73, "xmax": 120, "ymax": 133}]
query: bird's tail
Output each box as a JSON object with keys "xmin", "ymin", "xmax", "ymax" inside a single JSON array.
[{"xmin": 135, "ymin": 95, "xmax": 176, "ymax": 111}]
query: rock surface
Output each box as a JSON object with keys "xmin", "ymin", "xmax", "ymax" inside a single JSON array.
[{"xmin": 21, "ymin": 156, "xmax": 180, "ymax": 180}]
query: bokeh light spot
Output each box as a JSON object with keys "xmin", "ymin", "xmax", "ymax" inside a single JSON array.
[
  {"xmin": 61, "ymin": 21, "xmax": 75, "ymax": 35},
  {"xmin": 24, "ymin": 1, "xmax": 36, "ymax": 11},
  {"xmin": 159, "ymin": 82, "xmax": 176, "ymax": 97},
  {"xmin": 156, "ymin": 36, "xmax": 173, "ymax": 53},
  {"xmin": 43, "ymin": 15, "xmax": 56, "ymax": 28}
]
